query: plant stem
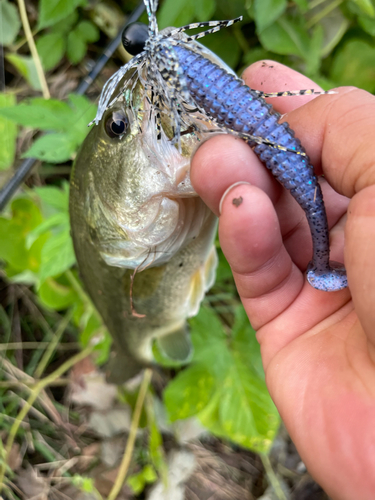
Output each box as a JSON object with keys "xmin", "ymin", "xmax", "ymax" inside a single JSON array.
[
  {"xmin": 260, "ymin": 453, "xmax": 288, "ymax": 500},
  {"xmin": 306, "ymin": 0, "xmax": 343, "ymax": 28},
  {"xmin": 65, "ymin": 269, "xmax": 92, "ymax": 309},
  {"xmin": 0, "ymin": 343, "xmax": 95, "ymax": 490},
  {"xmin": 0, "ymin": 342, "xmax": 80, "ymax": 351},
  {"xmin": 107, "ymin": 369, "xmax": 153, "ymax": 500},
  {"xmin": 16, "ymin": 0, "xmax": 50, "ymax": 99},
  {"xmin": 34, "ymin": 309, "xmax": 73, "ymax": 378}
]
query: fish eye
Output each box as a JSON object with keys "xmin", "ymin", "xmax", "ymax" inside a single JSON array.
[
  {"xmin": 105, "ymin": 111, "xmax": 129, "ymax": 138},
  {"xmin": 122, "ymin": 22, "xmax": 148, "ymax": 56}
]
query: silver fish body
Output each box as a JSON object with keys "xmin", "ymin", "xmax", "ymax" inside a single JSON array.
[{"xmin": 70, "ymin": 44, "xmax": 233, "ymax": 382}]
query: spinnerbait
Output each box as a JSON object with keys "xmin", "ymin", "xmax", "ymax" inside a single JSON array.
[{"xmin": 93, "ymin": 0, "xmax": 347, "ymax": 292}]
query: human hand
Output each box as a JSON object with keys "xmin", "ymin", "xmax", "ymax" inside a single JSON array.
[{"xmin": 191, "ymin": 61, "xmax": 375, "ymax": 500}]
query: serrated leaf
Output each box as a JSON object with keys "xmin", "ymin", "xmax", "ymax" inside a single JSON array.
[
  {"xmin": 6, "ymin": 54, "xmax": 42, "ymax": 90},
  {"xmin": 38, "ymin": 0, "xmax": 83, "ymax": 29},
  {"xmin": 164, "ymin": 364, "xmax": 216, "ymax": 421},
  {"xmin": 36, "ymin": 33, "xmax": 66, "ymax": 71},
  {"xmin": 351, "ymin": 0, "xmax": 375, "ymax": 17},
  {"xmin": 158, "ymin": 0, "xmax": 196, "ymax": 29},
  {"xmin": 0, "ymin": 93, "xmax": 17, "ymax": 171},
  {"xmin": 0, "ymin": 0, "xmax": 21, "ymax": 46},
  {"xmin": 67, "ymin": 29, "xmax": 87, "ymax": 64},
  {"xmin": 218, "ymin": 361, "xmax": 279, "ymax": 453},
  {"xmin": 189, "ymin": 307, "xmax": 228, "ymax": 367},
  {"xmin": 23, "ymin": 133, "xmax": 77, "ymax": 163},
  {"xmin": 254, "ymin": 0, "xmax": 287, "ymax": 32},
  {"xmin": 75, "ymin": 20, "xmax": 100, "ymax": 42},
  {"xmin": 165, "ymin": 306, "xmax": 280, "ymax": 453},
  {"xmin": 0, "ymin": 96, "xmax": 95, "ymax": 154},
  {"xmin": 0, "ymin": 98, "xmax": 72, "ymax": 130},
  {"xmin": 39, "ymin": 228, "xmax": 76, "ymax": 280}
]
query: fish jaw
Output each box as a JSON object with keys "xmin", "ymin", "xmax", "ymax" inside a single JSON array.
[{"xmin": 79, "ymin": 90, "xmax": 216, "ymax": 269}]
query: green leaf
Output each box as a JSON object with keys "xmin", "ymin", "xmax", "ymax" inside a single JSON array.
[
  {"xmin": 200, "ymin": 27, "xmax": 242, "ymax": 69},
  {"xmin": 258, "ymin": 16, "xmax": 309, "ymax": 58},
  {"xmin": 0, "ymin": 93, "xmax": 17, "ymax": 171},
  {"xmin": 0, "ymin": 0, "xmax": 21, "ymax": 46},
  {"xmin": 293, "ymin": 0, "xmax": 308, "ymax": 12},
  {"xmin": 0, "ymin": 98, "xmax": 72, "ymax": 131},
  {"xmin": 164, "ymin": 364, "xmax": 216, "ymax": 421},
  {"xmin": 305, "ymin": 24, "xmax": 323, "ymax": 76},
  {"xmin": 164, "ymin": 307, "xmax": 280, "ymax": 454},
  {"xmin": 217, "ymin": 361, "xmax": 279, "ymax": 453},
  {"xmin": 38, "ymin": 277, "xmax": 78, "ymax": 310},
  {"xmin": 67, "ymin": 29, "xmax": 87, "ymax": 64},
  {"xmin": 80, "ymin": 312, "xmax": 112, "ymax": 365},
  {"xmin": 254, "ymin": 0, "xmax": 287, "ymax": 32},
  {"xmin": 351, "ymin": 0, "xmax": 375, "ymax": 17},
  {"xmin": 319, "ymin": 7, "xmax": 349, "ymax": 58},
  {"xmin": 158, "ymin": 0, "xmax": 196, "ymax": 29},
  {"xmin": 26, "ymin": 212, "xmax": 68, "ymax": 248},
  {"xmin": 36, "ymin": 33, "xmax": 66, "ymax": 71},
  {"xmin": 52, "ymin": 11, "xmax": 79, "ymax": 34},
  {"xmin": 38, "ymin": 0, "xmax": 83, "ymax": 29},
  {"xmin": 39, "ymin": 228, "xmax": 76, "ymax": 280},
  {"xmin": 330, "ymin": 39, "xmax": 375, "ymax": 92},
  {"xmin": 0, "ymin": 96, "xmax": 95, "ymax": 154},
  {"xmin": 23, "ymin": 133, "xmax": 77, "ymax": 163},
  {"xmin": 127, "ymin": 474, "xmax": 145, "ymax": 495},
  {"xmin": 358, "ymin": 14, "xmax": 375, "ymax": 34},
  {"xmin": 66, "ymin": 94, "xmax": 97, "ymax": 143},
  {"xmin": 6, "ymin": 54, "xmax": 42, "ymax": 91},
  {"xmin": 196, "ymin": 0, "xmax": 216, "ymax": 20},
  {"xmin": 75, "ymin": 20, "xmax": 100, "ymax": 42},
  {"xmin": 0, "ymin": 198, "xmax": 44, "ymax": 273},
  {"xmin": 34, "ymin": 182, "xmax": 69, "ymax": 211},
  {"xmin": 231, "ymin": 306, "xmax": 264, "ymax": 380}
]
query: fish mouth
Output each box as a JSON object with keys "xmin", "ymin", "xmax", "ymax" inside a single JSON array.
[{"xmin": 87, "ymin": 179, "xmax": 210, "ymax": 270}]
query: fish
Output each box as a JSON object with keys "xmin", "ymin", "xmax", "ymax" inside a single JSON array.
[
  {"xmin": 69, "ymin": 40, "xmax": 237, "ymax": 383},
  {"xmin": 93, "ymin": 0, "xmax": 347, "ymax": 292}
]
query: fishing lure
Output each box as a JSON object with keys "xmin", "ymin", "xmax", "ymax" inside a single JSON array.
[{"xmin": 92, "ymin": 0, "xmax": 347, "ymax": 292}]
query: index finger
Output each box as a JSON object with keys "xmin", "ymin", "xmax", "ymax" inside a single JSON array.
[{"xmin": 242, "ymin": 60, "xmax": 325, "ymax": 113}]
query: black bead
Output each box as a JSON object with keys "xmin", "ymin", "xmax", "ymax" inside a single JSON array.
[{"xmin": 122, "ymin": 22, "xmax": 148, "ymax": 56}]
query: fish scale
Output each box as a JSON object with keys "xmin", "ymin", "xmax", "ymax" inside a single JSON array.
[{"xmin": 162, "ymin": 44, "xmax": 347, "ymax": 292}]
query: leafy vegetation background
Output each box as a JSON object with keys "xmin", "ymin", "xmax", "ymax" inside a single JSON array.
[{"xmin": 0, "ymin": 0, "xmax": 374, "ymax": 498}]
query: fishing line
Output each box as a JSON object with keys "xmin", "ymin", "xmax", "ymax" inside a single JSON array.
[{"xmin": 0, "ymin": 0, "xmax": 146, "ymax": 212}]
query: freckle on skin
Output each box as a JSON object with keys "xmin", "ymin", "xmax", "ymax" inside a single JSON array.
[{"xmin": 232, "ymin": 196, "xmax": 243, "ymax": 207}]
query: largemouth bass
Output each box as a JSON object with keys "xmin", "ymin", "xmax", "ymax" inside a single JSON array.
[{"xmin": 70, "ymin": 37, "xmax": 235, "ymax": 382}]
